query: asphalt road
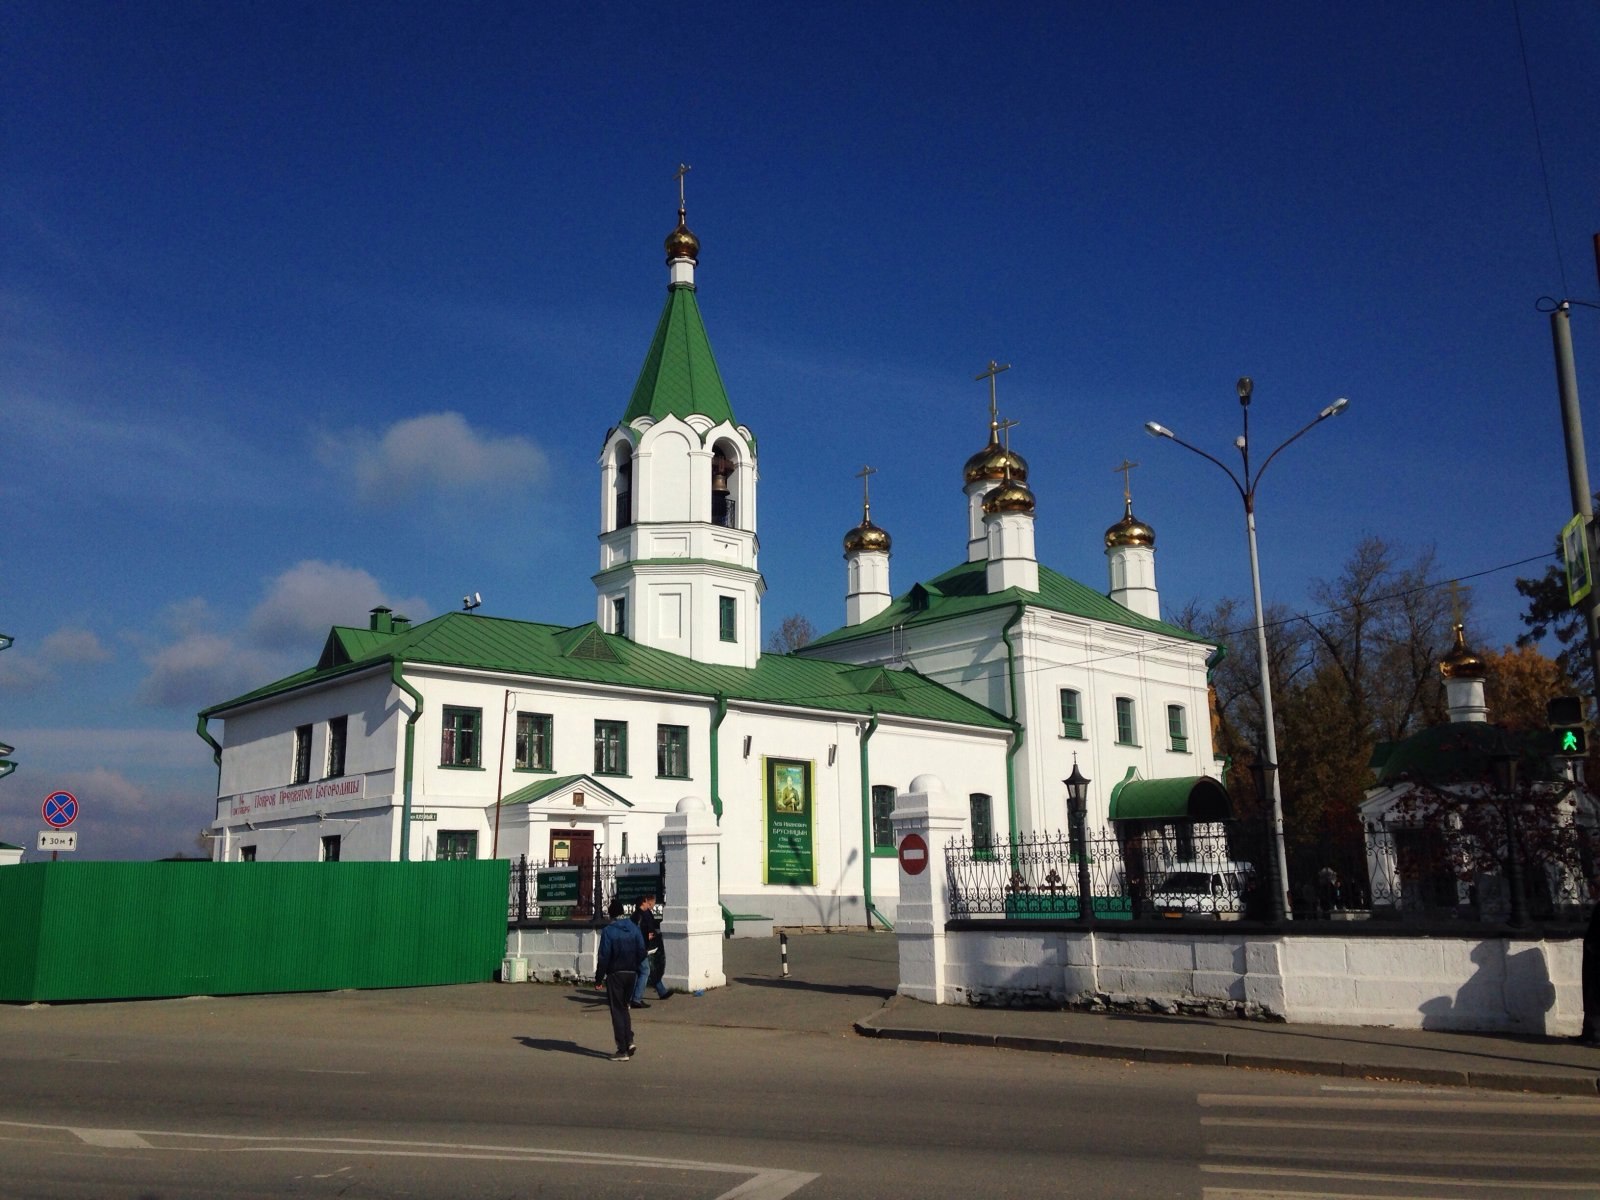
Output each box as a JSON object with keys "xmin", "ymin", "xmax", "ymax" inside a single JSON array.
[{"xmin": 1, "ymin": 935, "xmax": 1596, "ymax": 1198}]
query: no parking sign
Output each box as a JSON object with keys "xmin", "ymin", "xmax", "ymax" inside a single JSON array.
[{"xmin": 43, "ymin": 791, "xmax": 79, "ymax": 829}]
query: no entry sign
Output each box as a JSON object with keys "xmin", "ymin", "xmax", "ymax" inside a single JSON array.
[
  {"xmin": 898, "ymin": 832, "xmax": 929, "ymax": 876},
  {"xmin": 42, "ymin": 791, "xmax": 78, "ymax": 829}
]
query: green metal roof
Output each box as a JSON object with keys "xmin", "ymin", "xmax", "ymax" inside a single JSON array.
[
  {"xmin": 202, "ymin": 611, "xmax": 1011, "ymax": 732},
  {"xmin": 1373, "ymin": 722, "xmax": 1560, "ymax": 787},
  {"xmin": 807, "ymin": 559, "xmax": 1214, "ymax": 649},
  {"xmin": 0, "ymin": 841, "xmax": 20, "ymax": 851},
  {"xmin": 500, "ymin": 774, "xmax": 632, "ymax": 808},
  {"xmin": 621, "ymin": 285, "xmax": 735, "ymax": 427},
  {"xmin": 1107, "ymin": 773, "xmax": 1232, "ymax": 821}
]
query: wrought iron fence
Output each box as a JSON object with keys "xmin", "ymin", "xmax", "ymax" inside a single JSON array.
[
  {"xmin": 1348, "ymin": 821, "xmax": 1591, "ymax": 923},
  {"xmin": 948, "ymin": 823, "xmax": 1269, "ymax": 921},
  {"xmin": 507, "ymin": 850, "xmax": 665, "ymax": 925}
]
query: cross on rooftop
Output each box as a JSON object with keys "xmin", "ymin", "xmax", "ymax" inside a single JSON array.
[
  {"xmin": 975, "ymin": 360, "xmax": 1011, "ymax": 431},
  {"xmin": 855, "ymin": 464, "xmax": 877, "ymax": 516},
  {"xmin": 673, "ymin": 162, "xmax": 691, "ymax": 211},
  {"xmin": 1447, "ymin": 579, "xmax": 1469, "ymax": 627},
  {"xmin": 1114, "ymin": 459, "xmax": 1139, "ymax": 505}
]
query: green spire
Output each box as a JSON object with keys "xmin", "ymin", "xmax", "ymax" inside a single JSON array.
[{"xmin": 621, "ymin": 285, "xmax": 736, "ymax": 427}]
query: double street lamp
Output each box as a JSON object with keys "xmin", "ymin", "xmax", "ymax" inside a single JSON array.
[{"xmin": 1146, "ymin": 378, "xmax": 1349, "ymax": 923}]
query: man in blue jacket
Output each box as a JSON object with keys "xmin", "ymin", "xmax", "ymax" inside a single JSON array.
[{"xmin": 595, "ymin": 896, "xmax": 647, "ymax": 1061}]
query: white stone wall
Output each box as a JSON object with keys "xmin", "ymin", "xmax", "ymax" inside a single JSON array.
[{"xmin": 930, "ymin": 928, "xmax": 1584, "ymax": 1035}]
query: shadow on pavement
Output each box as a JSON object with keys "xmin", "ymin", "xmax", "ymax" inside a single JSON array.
[
  {"xmin": 732, "ymin": 976, "xmax": 894, "ymax": 999},
  {"xmin": 516, "ymin": 1036, "xmax": 614, "ymax": 1059}
]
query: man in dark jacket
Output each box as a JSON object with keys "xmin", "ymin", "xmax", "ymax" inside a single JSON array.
[
  {"xmin": 630, "ymin": 894, "xmax": 671, "ymax": 1008},
  {"xmin": 595, "ymin": 897, "xmax": 647, "ymax": 1061}
]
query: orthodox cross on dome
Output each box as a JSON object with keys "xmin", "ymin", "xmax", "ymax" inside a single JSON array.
[
  {"xmin": 996, "ymin": 418, "xmax": 1020, "ymax": 478},
  {"xmin": 855, "ymin": 463, "xmax": 877, "ymax": 519},
  {"xmin": 975, "ymin": 360, "xmax": 1011, "ymax": 434},
  {"xmin": 1447, "ymin": 579, "xmax": 1469, "ymax": 627},
  {"xmin": 1114, "ymin": 458, "xmax": 1139, "ymax": 506},
  {"xmin": 673, "ymin": 162, "xmax": 691, "ymax": 214}
]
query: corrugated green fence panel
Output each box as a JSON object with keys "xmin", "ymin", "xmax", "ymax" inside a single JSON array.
[{"xmin": 0, "ymin": 860, "xmax": 509, "ymax": 1003}]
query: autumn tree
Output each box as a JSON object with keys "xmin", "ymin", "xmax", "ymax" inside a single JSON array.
[{"xmin": 1482, "ymin": 644, "xmax": 1570, "ymax": 732}]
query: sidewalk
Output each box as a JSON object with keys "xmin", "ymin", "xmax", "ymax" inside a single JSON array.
[{"xmin": 715, "ymin": 932, "xmax": 1600, "ymax": 1096}]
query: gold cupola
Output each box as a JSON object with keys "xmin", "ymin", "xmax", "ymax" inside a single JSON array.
[
  {"xmin": 1439, "ymin": 623, "xmax": 1486, "ymax": 680},
  {"xmin": 843, "ymin": 516, "xmax": 892, "ymax": 555},
  {"xmin": 982, "ymin": 474, "xmax": 1036, "ymax": 515},
  {"xmin": 1105, "ymin": 499, "xmax": 1156, "ymax": 549},
  {"xmin": 964, "ymin": 423, "xmax": 1030, "ymax": 485},
  {"xmin": 664, "ymin": 206, "xmax": 700, "ymax": 264}
]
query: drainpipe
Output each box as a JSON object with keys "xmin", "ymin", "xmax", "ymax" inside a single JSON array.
[
  {"xmin": 709, "ymin": 694, "xmax": 733, "ymax": 937},
  {"xmin": 857, "ymin": 713, "xmax": 891, "ymax": 930},
  {"xmin": 392, "ymin": 660, "xmax": 424, "ymax": 862},
  {"xmin": 195, "ymin": 714, "xmax": 222, "ymax": 771},
  {"xmin": 999, "ymin": 604, "xmax": 1026, "ymax": 864},
  {"xmin": 196, "ymin": 715, "xmax": 224, "ymax": 856}
]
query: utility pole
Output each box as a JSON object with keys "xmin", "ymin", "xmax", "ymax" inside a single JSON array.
[{"xmin": 1556, "ymin": 239, "xmax": 1600, "ymax": 719}]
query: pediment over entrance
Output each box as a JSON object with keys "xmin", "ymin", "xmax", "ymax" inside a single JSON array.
[{"xmin": 499, "ymin": 774, "xmax": 634, "ymax": 811}]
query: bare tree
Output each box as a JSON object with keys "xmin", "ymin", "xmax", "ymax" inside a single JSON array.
[{"xmin": 765, "ymin": 614, "xmax": 816, "ymax": 655}]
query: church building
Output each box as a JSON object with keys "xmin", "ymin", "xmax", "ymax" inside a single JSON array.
[{"xmin": 198, "ymin": 197, "xmax": 1224, "ymax": 927}]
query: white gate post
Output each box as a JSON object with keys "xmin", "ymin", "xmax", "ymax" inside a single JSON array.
[
  {"xmin": 659, "ymin": 795, "xmax": 726, "ymax": 992},
  {"xmin": 891, "ymin": 773, "xmax": 964, "ymax": 1004}
]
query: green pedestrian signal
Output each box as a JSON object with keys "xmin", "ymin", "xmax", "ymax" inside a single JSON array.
[{"xmin": 1551, "ymin": 727, "xmax": 1588, "ymax": 757}]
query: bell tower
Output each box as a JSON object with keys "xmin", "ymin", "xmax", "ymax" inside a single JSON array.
[{"xmin": 594, "ymin": 172, "xmax": 764, "ymax": 668}]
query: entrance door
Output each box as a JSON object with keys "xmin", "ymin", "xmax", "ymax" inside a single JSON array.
[{"xmin": 551, "ymin": 829, "xmax": 596, "ymax": 918}]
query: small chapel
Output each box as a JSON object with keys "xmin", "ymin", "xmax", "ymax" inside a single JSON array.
[{"xmin": 199, "ymin": 194, "xmax": 1226, "ymax": 927}]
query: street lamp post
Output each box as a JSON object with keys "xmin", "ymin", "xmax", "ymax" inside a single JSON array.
[
  {"xmin": 1064, "ymin": 757, "xmax": 1094, "ymax": 926},
  {"xmin": 1146, "ymin": 378, "xmax": 1349, "ymax": 924}
]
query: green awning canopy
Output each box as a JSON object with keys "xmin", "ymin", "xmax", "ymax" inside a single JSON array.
[{"xmin": 1107, "ymin": 774, "xmax": 1232, "ymax": 822}]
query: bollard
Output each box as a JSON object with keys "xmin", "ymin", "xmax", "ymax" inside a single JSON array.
[{"xmin": 780, "ymin": 931, "xmax": 789, "ymax": 978}]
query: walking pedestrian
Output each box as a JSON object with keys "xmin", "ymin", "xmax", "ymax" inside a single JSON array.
[
  {"xmin": 595, "ymin": 896, "xmax": 646, "ymax": 1061},
  {"xmin": 630, "ymin": 894, "xmax": 672, "ymax": 1008}
]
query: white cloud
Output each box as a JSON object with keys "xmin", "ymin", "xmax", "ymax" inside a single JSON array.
[
  {"xmin": 319, "ymin": 411, "xmax": 547, "ymax": 505},
  {"xmin": 0, "ymin": 625, "xmax": 114, "ymax": 691},
  {"xmin": 137, "ymin": 632, "xmax": 286, "ymax": 710},
  {"xmin": 135, "ymin": 562, "xmax": 428, "ymax": 710},
  {"xmin": 40, "ymin": 627, "xmax": 112, "ymax": 664},
  {"xmin": 14, "ymin": 727, "xmax": 201, "ymax": 768},
  {"xmin": 247, "ymin": 560, "xmax": 428, "ymax": 646}
]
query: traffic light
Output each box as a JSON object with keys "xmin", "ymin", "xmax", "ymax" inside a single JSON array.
[{"xmin": 1547, "ymin": 696, "xmax": 1589, "ymax": 758}]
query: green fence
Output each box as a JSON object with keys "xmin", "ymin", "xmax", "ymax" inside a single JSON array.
[{"xmin": 0, "ymin": 859, "xmax": 510, "ymax": 1003}]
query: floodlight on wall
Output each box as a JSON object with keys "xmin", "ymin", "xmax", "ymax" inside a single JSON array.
[
  {"xmin": 828, "ymin": 744, "xmax": 837, "ymax": 765},
  {"xmin": 743, "ymin": 735, "xmax": 752, "ymax": 758}
]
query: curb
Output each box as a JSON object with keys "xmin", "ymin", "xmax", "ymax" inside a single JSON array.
[{"xmin": 852, "ymin": 1021, "xmax": 1600, "ymax": 1097}]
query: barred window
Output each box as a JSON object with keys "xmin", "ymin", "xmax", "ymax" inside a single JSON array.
[
  {"xmin": 516, "ymin": 712, "xmax": 553, "ymax": 771},
  {"xmin": 657, "ymin": 724, "xmax": 689, "ymax": 778},
  {"xmin": 442, "ymin": 707, "xmax": 482, "ymax": 767},
  {"xmin": 970, "ymin": 792, "xmax": 995, "ymax": 859},
  {"xmin": 292, "ymin": 724, "xmax": 312, "ymax": 785},
  {"xmin": 325, "ymin": 715, "xmax": 347, "ymax": 779},
  {"xmin": 595, "ymin": 720, "xmax": 628, "ymax": 775},
  {"xmin": 871, "ymin": 785, "xmax": 897, "ymax": 851}
]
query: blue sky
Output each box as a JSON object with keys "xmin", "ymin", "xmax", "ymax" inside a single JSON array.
[{"xmin": 4, "ymin": 2, "xmax": 1597, "ymax": 860}]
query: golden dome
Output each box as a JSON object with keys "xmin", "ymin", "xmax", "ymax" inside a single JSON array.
[
  {"xmin": 1105, "ymin": 501, "xmax": 1155, "ymax": 549},
  {"xmin": 844, "ymin": 518, "xmax": 892, "ymax": 555},
  {"xmin": 982, "ymin": 477, "xmax": 1036, "ymax": 515},
  {"xmin": 664, "ymin": 210, "xmax": 700, "ymax": 263},
  {"xmin": 1439, "ymin": 623, "xmax": 1486, "ymax": 680},
  {"xmin": 963, "ymin": 430, "xmax": 1029, "ymax": 485}
]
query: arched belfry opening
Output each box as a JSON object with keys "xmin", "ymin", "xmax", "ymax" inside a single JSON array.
[
  {"xmin": 612, "ymin": 441, "xmax": 634, "ymax": 530},
  {"xmin": 711, "ymin": 439, "xmax": 741, "ymax": 529}
]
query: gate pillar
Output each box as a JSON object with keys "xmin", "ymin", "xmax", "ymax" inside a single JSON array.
[
  {"xmin": 891, "ymin": 773, "xmax": 964, "ymax": 1004},
  {"xmin": 660, "ymin": 795, "xmax": 726, "ymax": 992}
]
